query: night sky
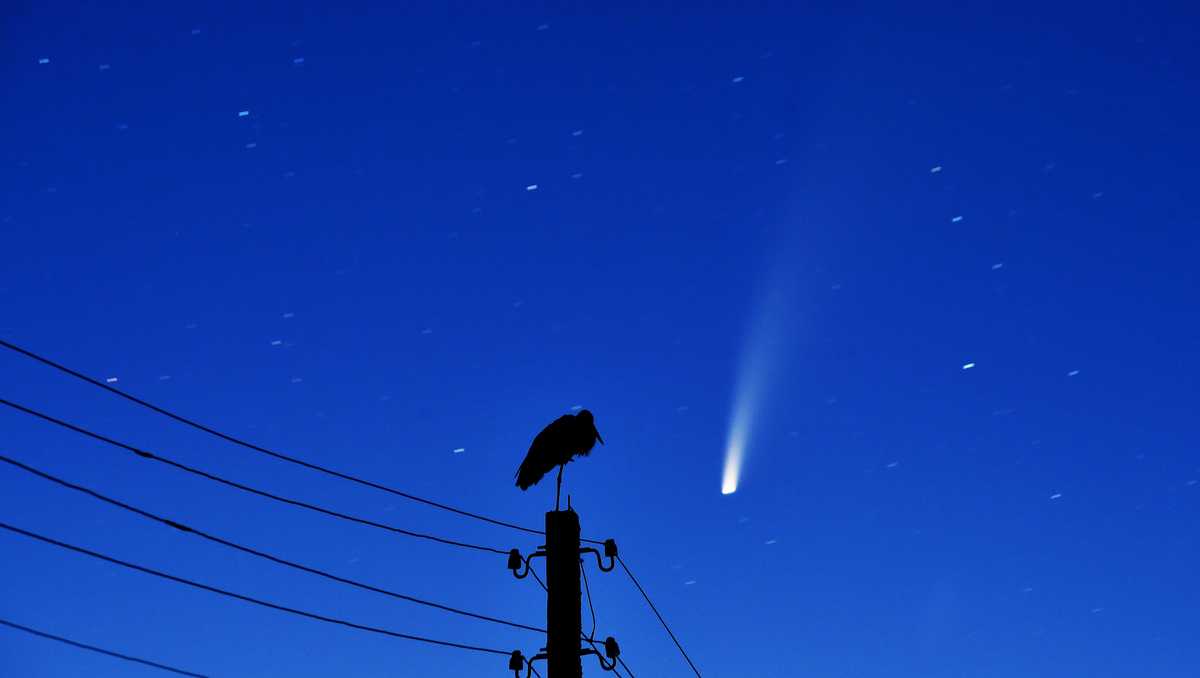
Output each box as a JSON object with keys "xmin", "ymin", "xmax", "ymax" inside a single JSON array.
[{"xmin": 2, "ymin": 2, "xmax": 1198, "ymax": 677}]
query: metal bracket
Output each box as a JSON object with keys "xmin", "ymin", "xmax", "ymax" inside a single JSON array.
[
  {"xmin": 520, "ymin": 651, "xmax": 548, "ymax": 678},
  {"xmin": 508, "ymin": 549, "xmax": 546, "ymax": 580},
  {"xmin": 579, "ymin": 538, "xmax": 617, "ymax": 572},
  {"xmin": 580, "ymin": 648, "xmax": 617, "ymax": 672},
  {"xmin": 581, "ymin": 635, "xmax": 621, "ymax": 672}
]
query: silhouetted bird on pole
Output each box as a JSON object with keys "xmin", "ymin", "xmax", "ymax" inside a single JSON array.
[{"xmin": 516, "ymin": 409, "xmax": 604, "ymax": 510}]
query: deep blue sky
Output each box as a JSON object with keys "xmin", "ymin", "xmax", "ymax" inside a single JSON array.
[{"xmin": 2, "ymin": 2, "xmax": 1198, "ymax": 676}]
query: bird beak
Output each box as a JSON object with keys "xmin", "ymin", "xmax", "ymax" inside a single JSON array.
[{"xmin": 595, "ymin": 431, "xmax": 605, "ymax": 445}]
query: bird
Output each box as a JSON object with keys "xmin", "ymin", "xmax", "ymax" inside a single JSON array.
[{"xmin": 515, "ymin": 409, "xmax": 604, "ymax": 510}]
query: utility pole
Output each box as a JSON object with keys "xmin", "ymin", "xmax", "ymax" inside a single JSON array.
[
  {"xmin": 545, "ymin": 507, "xmax": 582, "ymax": 678},
  {"xmin": 510, "ymin": 504, "xmax": 618, "ymax": 676}
]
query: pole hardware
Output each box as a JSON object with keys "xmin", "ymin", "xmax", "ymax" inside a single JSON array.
[
  {"xmin": 579, "ymin": 538, "xmax": 617, "ymax": 572},
  {"xmin": 508, "ymin": 548, "xmax": 546, "ymax": 580}
]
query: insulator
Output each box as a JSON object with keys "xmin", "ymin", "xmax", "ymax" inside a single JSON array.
[
  {"xmin": 507, "ymin": 548, "xmax": 522, "ymax": 571},
  {"xmin": 603, "ymin": 538, "xmax": 618, "ymax": 558},
  {"xmin": 604, "ymin": 636, "xmax": 620, "ymax": 659},
  {"xmin": 508, "ymin": 650, "xmax": 524, "ymax": 671}
]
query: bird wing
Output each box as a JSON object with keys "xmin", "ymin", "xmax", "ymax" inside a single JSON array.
[{"xmin": 515, "ymin": 415, "xmax": 573, "ymax": 490}]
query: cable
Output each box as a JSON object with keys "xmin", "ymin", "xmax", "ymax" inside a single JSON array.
[
  {"xmin": 525, "ymin": 555, "xmax": 548, "ymax": 593},
  {"xmin": 0, "ymin": 521, "xmax": 517, "ymax": 659},
  {"xmin": 0, "ymin": 338, "xmax": 543, "ymax": 536},
  {"xmin": 579, "ymin": 562, "xmax": 637, "ymax": 677},
  {"xmin": 0, "ymin": 454, "xmax": 544, "ymax": 635},
  {"xmin": 0, "ymin": 617, "xmax": 208, "ymax": 677},
  {"xmin": 0, "ymin": 339, "xmax": 614, "ymax": 546},
  {"xmin": 0, "ymin": 397, "xmax": 509, "ymax": 556},
  {"xmin": 581, "ymin": 559, "xmax": 597, "ymax": 641},
  {"xmin": 617, "ymin": 555, "xmax": 701, "ymax": 677}
]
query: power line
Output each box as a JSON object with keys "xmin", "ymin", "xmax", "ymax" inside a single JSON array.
[
  {"xmin": 0, "ymin": 453, "xmax": 545, "ymax": 635},
  {"xmin": 579, "ymin": 562, "xmax": 637, "ymax": 678},
  {"xmin": 0, "ymin": 339, "xmax": 608, "ymax": 547},
  {"xmin": 0, "ymin": 521, "xmax": 522, "ymax": 662},
  {"xmin": 0, "ymin": 397, "xmax": 509, "ymax": 556},
  {"xmin": 2, "ymin": 339, "xmax": 680, "ymax": 674},
  {"xmin": 0, "ymin": 617, "xmax": 209, "ymax": 677},
  {"xmin": 0, "ymin": 339, "xmax": 607, "ymax": 546},
  {"xmin": 525, "ymin": 554, "xmax": 548, "ymax": 593},
  {"xmin": 0, "ymin": 338, "xmax": 543, "ymax": 537},
  {"xmin": 2, "ymin": 339, "xmax": 690, "ymax": 676},
  {"xmin": 617, "ymin": 555, "xmax": 702, "ymax": 677}
]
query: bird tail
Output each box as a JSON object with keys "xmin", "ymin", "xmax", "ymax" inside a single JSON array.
[{"xmin": 515, "ymin": 465, "xmax": 534, "ymax": 490}]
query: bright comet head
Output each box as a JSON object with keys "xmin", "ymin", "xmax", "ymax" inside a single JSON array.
[
  {"xmin": 721, "ymin": 391, "xmax": 754, "ymax": 495},
  {"xmin": 720, "ymin": 441, "xmax": 742, "ymax": 495}
]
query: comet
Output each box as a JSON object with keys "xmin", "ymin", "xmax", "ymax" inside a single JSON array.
[
  {"xmin": 720, "ymin": 336, "xmax": 768, "ymax": 496},
  {"xmin": 721, "ymin": 401, "xmax": 750, "ymax": 495},
  {"xmin": 721, "ymin": 264, "xmax": 799, "ymax": 496}
]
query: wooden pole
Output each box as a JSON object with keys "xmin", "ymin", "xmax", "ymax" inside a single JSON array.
[{"xmin": 545, "ymin": 509, "xmax": 582, "ymax": 678}]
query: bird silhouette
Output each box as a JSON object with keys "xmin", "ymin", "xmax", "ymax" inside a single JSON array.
[{"xmin": 515, "ymin": 409, "xmax": 604, "ymax": 510}]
